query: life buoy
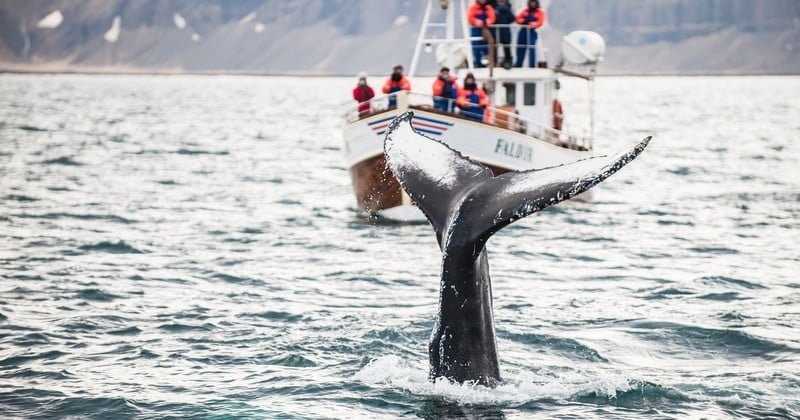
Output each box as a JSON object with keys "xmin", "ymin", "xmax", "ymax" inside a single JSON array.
[{"xmin": 552, "ymin": 98, "xmax": 563, "ymax": 131}]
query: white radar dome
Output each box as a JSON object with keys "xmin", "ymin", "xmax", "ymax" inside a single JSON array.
[{"xmin": 561, "ymin": 31, "xmax": 606, "ymax": 65}]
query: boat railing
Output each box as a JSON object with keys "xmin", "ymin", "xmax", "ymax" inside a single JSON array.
[
  {"xmin": 346, "ymin": 91, "xmax": 591, "ymax": 151},
  {"xmin": 465, "ymin": 23, "xmax": 536, "ymax": 47},
  {"xmin": 346, "ymin": 91, "xmax": 421, "ymax": 123},
  {"xmin": 462, "ymin": 22, "xmax": 544, "ymax": 70},
  {"xmin": 484, "ymin": 102, "xmax": 591, "ymax": 150}
]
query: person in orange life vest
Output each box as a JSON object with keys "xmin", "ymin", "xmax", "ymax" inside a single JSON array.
[
  {"xmin": 432, "ymin": 67, "xmax": 459, "ymax": 113},
  {"xmin": 515, "ymin": 0, "xmax": 546, "ymax": 68},
  {"xmin": 382, "ymin": 64, "xmax": 412, "ymax": 108},
  {"xmin": 466, "ymin": 0, "xmax": 496, "ymax": 68},
  {"xmin": 456, "ymin": 73, "xmax": 489, "ymax": 122},
  {"xmin": 352, "ymin": 71, "xmax": 375, "ymax": 118}
]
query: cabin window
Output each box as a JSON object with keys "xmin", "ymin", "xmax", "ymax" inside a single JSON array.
[
  {"xmin": 523, "ymin": 83, "xmax": 536, "ymax": 105},
  {"xmin": 503, "ymin": 82, "xmax": 516, "ymax": 106}
]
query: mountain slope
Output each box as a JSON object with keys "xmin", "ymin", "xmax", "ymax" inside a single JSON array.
[{"xmin": 0, "ymin": 0, "xmax": 797, "ymax": 75}]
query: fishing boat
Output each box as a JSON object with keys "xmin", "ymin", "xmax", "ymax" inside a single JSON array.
[{"xmin": 343, "ymin": 0, "xmax": 606, "ymax": 222}]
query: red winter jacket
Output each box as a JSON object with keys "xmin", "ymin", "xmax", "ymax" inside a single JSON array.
[
  {"xmin": 467, "ymin": 1, "xmax": 496, "ymax": 27},
  {"xmin": 353, "ymin": 84, "xmax": 375, "ymax": 114}
]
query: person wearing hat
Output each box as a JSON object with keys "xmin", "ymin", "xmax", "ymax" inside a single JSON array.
[
  {"xmin": 382, "ymin": 64, "xmax": 412, "ymax": 108},
  {"xmin": 432, "ymin": 67, "xmax": 459, "ymax": 113},
  {"xmin": 515, "ymin": 0, "xmax": 546, "ymax": 68},
  {"xmin": 456, "ymin": 73, "xmax": 489, "ymax": 122},
  {"xmin": 352, "ymin": 71, "xmax": 375, "ymax": 118}
]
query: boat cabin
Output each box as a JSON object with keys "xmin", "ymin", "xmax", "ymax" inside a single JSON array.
[{"xmin": 461, "ymin": 67, "xmax": 559, "ymax": 130}]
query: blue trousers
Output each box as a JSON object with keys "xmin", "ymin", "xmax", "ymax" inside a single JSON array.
[
  {"xmin": 461, "ymin": 105, "xmax": 484, "ymax": 122},
  {"xmin": 388, "ymin": 90, "xmax": 400, "ymax": 108},
  {"xmin": 470, "ymin": 27, "xmax": 488, "ymax": 68},
  {"xmin": 515, "ymin": 28, "xmax": 538, "ymax": 67},
  {"xmin": 433, "ymin": 98, "xmax": 455, "ymax": 112}
]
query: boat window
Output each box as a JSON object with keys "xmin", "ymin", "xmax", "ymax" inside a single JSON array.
[
  {"xmin": 523, "ymin": 83, "xmax": 536, "ymax": 106},
  {"xmin": 503, "ymin": 82, "xmax": 516, "ymax": 106}
]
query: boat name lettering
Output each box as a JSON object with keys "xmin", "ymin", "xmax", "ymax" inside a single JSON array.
[{"xmin": 494, "ymin": 138, "xmax": 532, "ymax": 162}]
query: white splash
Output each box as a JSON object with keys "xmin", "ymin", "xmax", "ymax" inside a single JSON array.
[
  {"xmin": 356, "ymin": 355, "xmax": 640, "ymax": 406},
  {"xmin": 104, "ymin": 16, "xmax": 121, "ymax": 43},
  {"xmin": 191, "ymin": 33, "xmax": 200, "ymax": 42},
  {"xmin": 393, "ymin": 15, "xmax": 408, "ymax": 27},
  {"xmin": 173, "ymin": 13, "xmax": 186, "ymax": 29},
  {"xmin": 37, "ymin": 10, "xmax": 63, "ymax": 29},
  {"xmin": 254, "ymin": 23, "xmax": 265, "ymax": 34}
]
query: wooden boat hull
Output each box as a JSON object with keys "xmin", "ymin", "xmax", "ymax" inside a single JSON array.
[{"xmin": 349, "ymin": 154, "xmax": 402, "ymax": 213}]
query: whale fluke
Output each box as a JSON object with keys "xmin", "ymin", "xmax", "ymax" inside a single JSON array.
[{"xmin": 383, "ymin": 111, "xmax": 650, "ymax": 385}]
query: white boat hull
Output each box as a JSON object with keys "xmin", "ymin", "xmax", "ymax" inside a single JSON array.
[
  {"xmin": 344, "ymin": 107, "xmax": 593, "ymax": 220},
  {"xmin": 345, "ymin": 107, "xmax": 590, "ymax": 171}
]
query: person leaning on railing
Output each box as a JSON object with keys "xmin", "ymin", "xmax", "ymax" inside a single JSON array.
[
  {"xmin": 456, "ymin": 73, "xmax": 489, "ymax": 122},
  {"xmin": 466, "ymin": 0, "xmax": 496, "ymax": 68},
  {"xmin": 432, "ymin": 67, "xmax": 460, "ymax": 113},
  {"xmin": 515, "ymin": 0, "xmax": 546, "ymax": 68},
  {"xmin": 382, "ymin": 64, "xmax": 412, "ymax": 108}
]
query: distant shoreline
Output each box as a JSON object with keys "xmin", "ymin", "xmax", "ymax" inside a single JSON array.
[{"xmin": 0, "ymin": 64, "xmax": 797, "ymax": 78}]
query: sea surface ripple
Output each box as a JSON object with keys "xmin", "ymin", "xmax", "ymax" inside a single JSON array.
[{"xmin": 0, "ymin": 74, "xmax": 798, "ymax": 419}]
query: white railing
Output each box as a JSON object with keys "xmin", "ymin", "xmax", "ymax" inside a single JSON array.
[
  {"xmin": 465, "ymin": 23, "xmax": 543, "ymax": 69},
  {"xmin": 410, "ymin": 0, "xmax": 547, "ymax": 77},
  {"xmin": 346, "ymin": 91, "xmax": 591, "ymax": 150}
]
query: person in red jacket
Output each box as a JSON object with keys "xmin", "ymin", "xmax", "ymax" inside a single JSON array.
[
  {"xmin": 456, "ymin": 73, "xmax": 489, "ymax": 122},
  {"xmin": 515, "ymin": 0, "xmax": 546, "ymax": 68},
  {"xmin": 432, "ymin": 67, "xmax": 459, "ymax": 112},
  {"xmin": 382, "ymin": 64, "xmax": 412, "ymax": 108},
  {"xmin": 466, "ymin": 0, "xmax": 496, "ymax": 68},
  {"xmin": 352, "ymin": 71, "xmax": 374, "ymax": 118}
]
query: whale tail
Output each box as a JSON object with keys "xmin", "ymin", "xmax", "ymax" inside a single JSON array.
[
  {"xmin": 383, "ymin": 111, "xmax": 651, "ymax": 252},
  {"xmin": 384, "ymin": 111, "xmax": 650, "ymax": 385}
]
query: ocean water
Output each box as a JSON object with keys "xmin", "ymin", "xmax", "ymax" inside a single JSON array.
[{"xmin": 0, "ymin": 74, "xmax": 798, "ymax": 419}]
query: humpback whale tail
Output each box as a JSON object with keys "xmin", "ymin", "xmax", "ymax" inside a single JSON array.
[
  {"xmin": 383, "ymin": 111, "xmax": 650, "ymax": 386},
  {"xmin": 384, "ymin": 111, "xmax": 651, "ymax": 252}
]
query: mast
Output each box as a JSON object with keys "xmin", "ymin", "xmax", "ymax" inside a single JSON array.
[
  {"xmin": 408, "ymin": 0, "xmax": 434, "ymax": 77},
  {"xmin": 410, "ymin": 0, "xmax": 473, "ymax": 78},
  {"xmin": 460, "ymin": 0, "xmax": 473, "ymax": 70},
  {"xmin": 446, "ymin": 0, "xmax": 455, "ymax": 40}
]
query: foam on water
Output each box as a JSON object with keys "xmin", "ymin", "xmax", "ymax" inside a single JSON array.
[{"xmin": 355, "ymin": 355, "xmax": 653, "ymax": 406}]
